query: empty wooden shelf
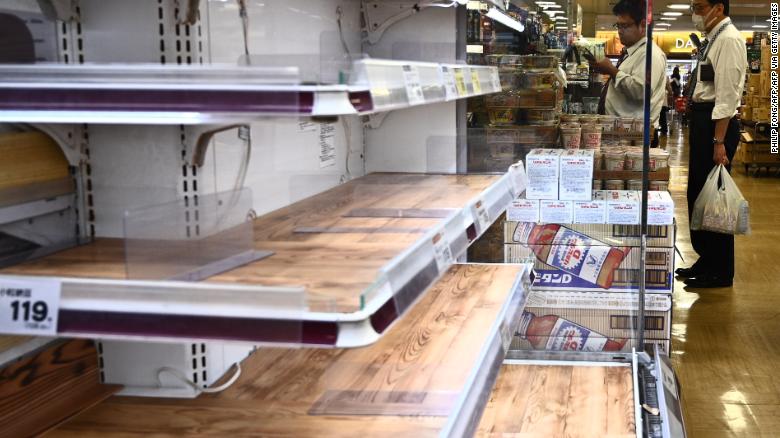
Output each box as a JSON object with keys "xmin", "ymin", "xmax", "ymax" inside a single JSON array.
[
  {"xmin": 1, "ymin": 172, "xmax": 520, "ymax": 347},
  {"xmin": 50, "ymin": 263, "xmax": 530, "ymax": 437}
]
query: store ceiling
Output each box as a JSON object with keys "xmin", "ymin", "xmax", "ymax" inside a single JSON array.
[
  {"xmin": 579, "ymin": 0, "xmax": 770, "ymax": 32},
  {"xmin": 511, "ymin": 0, "xmax": 770, "ymax": 33}
]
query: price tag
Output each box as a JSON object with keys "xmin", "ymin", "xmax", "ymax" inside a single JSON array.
[
  {"xmin": 470, "ymin": 69, "xmax": 482, "ymax": 94},
  {"xmin": 0, "ymin": 278, "xmax": 60, "ymax": 335},
  {"xmin": 509, "ymin": 162, "xmax": 529, "ymax": 196},
  {"xmin": 490, "ymin": 68, "xmax": 502, "ymax": 91},
  {"xmin": 401, "ymin": 65, "xmax": 425, "ymax": 105},
  {"xmin": 453, "ymin": 68, "xmax": 468, "ymax": 97},
  {"xmin": 440, "ymin": 66, "xmax": 458, "ymax": 101},
  {"xmin": 473, "ymin": 200, "xmax": 491, "ymax": 232},
  {"xmin": 432, "ymin": 232, "xmax": 454, "ymax": 274}
]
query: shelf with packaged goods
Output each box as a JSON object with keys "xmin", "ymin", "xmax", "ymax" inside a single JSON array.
[
  {"xmin": 0, "ymin": 168, "xmax": 527, "ymax": 348},
  {"xmin": 51, "ymin": 262, "xmax": 534, "ymax": 438},
  {"xmin": 0, "ymin": 61, "xmax": 501, "ymax": 124}
]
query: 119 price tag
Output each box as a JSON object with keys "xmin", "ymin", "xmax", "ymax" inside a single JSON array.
[{"xmin": 0, "ymin": 279, "xmax": 60, "ymax": 335}]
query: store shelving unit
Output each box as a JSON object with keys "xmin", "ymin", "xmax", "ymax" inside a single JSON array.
[
  {"xmin": 49, "ymin": 263, "xmax": 534, "ymax": 437},
  {"xmin": 0, "ymin": 61, "xmax": 500, "ymax": 123},
  {"xmin": 1, "ymin": 170, "xmax": 525, "ymax": 348}
]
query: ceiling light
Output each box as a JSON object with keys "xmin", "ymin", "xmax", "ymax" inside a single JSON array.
[
  {"xmin": 666, "ymin": 4, "xmax": 689, "ymax": 9},
  {"xmin": 654, "ymin": 28, "xmax": 667, "ymax": 32},
  {"xmin": 662, "ymin": 12, "xmax": 683, "ymax": 16},
  {"xmin": 541, "ymin": 4, "xmax": 562, "ymax": 8},
  {"xmin": 554, "ymin": 16, "xmax": 567, "ymax": 20},
  {"xmin": 660, "ymin": 17, "xmax": 677, "ymax": 20},
  {"xmin": 486, "ymin": 7, "xmax": 525, "ymax": 33},
  {"xmin": 752, "ymin": 24, "xmax": 769, "ymax": 29},
  {"xmin": 535, "ymin": 1, "xmax": 557, "ymax": 5},
  {"xmin": 655, "ymin": 22, "xmax": 672, "ymax": 26}
]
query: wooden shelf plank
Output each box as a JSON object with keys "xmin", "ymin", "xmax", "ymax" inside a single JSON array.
[
  {"xmin": 476, "ymin": 364, "xmax": 636, "ymax": 437},
  {"xmin": 50, "ymin": 264, "xmax": 525, "ymax": 437}
]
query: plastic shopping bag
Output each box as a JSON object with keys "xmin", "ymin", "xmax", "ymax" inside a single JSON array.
[{"xmin": 691, "ymin": 164, "xmax": 750, "ymax": 235}]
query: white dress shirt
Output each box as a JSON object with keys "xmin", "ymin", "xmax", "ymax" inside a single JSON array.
[
  {"xmin": 605, "ymin": 38, "xmax": 668, "ymax": 128},
  {"xmin": 692, "ymin": 18, "xmax": 748, "ymax": 120}
]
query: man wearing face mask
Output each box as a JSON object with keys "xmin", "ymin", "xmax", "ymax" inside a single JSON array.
[
  {"xmin": 676, "ymin": 0, "xmax": 747, "ymax": 288},
  {"xmin": 589, "ymin": 0, "xmax": 667, "ymax": 147}
]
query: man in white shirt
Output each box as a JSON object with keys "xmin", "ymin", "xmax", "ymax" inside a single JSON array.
[
  {"xmin": 590, "ymin": 0, "xmax": 667, "ymax": 146},
  {"xmin": 676, "ymin": 0, "xmax": 746, "ymax": 288}
]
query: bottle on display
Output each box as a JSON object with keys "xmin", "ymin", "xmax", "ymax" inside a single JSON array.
[
  {"xmin": 518, "ymin": 310, "xmax": 628, "ymax": 351},
  {"xmin": 512, "ymin": 222, "xmax": 628, "ymax": 289}
]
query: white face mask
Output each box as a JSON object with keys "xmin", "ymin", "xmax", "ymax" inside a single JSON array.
[{"xmin": 691, "ymin": 6, "xmax": 716, "ymax": 32}]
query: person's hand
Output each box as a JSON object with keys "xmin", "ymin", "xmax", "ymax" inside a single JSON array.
[
  {"xmin": 713, "ymin": 143, "xmax": 729, "ymax": 166},
  {"xmin": 589, "ymin": 58, "xmax": 619, "ymax": 78}
]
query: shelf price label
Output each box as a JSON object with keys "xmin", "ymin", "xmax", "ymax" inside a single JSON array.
[
  {"xmin": 453, "ymin": 68, "xmax": 468, "ymax": 97},
  {"xmin": 490, "ymin": 69, "xmax": 502, "ymax": 92},
  {"xmin": 0, "ymin": 278, "xmax": 60, "ymax": 335},
  {"xmin": 432, "ymin": 232, "xmax": 454, "ymax": 274},
  {"xmin": 473, "ymin": 199, "xmax": 491, "ymax": 232},
  {"xmin": 401, "ymin": 65, "xmax": 425, "ymax": 106},
  {"xmin": 440, "ymin": 66, "xmax": 458, "ymax": 101},
  {"xmin": 470, "ymin": 69, "xmax": 482, "ymax": 94}
]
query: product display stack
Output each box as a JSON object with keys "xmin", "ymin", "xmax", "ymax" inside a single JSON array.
[
  {"xmin": 736, "ymin": 35, "xmax": 779, "ymax": 173},
  {"xmin": 504, "ymin": 148, "xmax": 676, "ymax": 353},
  {"xmin": 473, "ymin": 54, "xmax": 562, "ymax": 172}
]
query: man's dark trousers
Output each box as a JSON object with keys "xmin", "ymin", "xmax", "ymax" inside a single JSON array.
[{"xmin": 686, "ymin": 102, "xmax": 740, "ymax": 281}]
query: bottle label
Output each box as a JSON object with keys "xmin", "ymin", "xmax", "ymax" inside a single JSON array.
[
  {"xmin": 545, "ymin": 318, "xmax": 609, "ymax": 352},
  {"xmin": 546, "ymin": 228, "xmax": 613, "ymax": 285}
]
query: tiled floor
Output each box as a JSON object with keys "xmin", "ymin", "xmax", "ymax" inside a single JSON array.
[{"xmin": 664, "ymin": 118, "xmax": 780, "ymax": 437}]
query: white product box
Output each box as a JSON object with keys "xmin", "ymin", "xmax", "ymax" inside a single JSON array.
[
  {"xmin": 507, "ymin": 199, "xmax": 540, "ymax": 222},
  {"xmin": 540, "ymin": 200, "xmax": 573, "ymax": 224},
  {"xmin": 526, "ymin": 149, "xmax": 561, "ymax": 200},
  {"xmin": 605, "ymin": 190, "xmax": 640, "ymax": 225},
  {"xmin": 647, "ymin": 191, "xmax": 675, "ymax": 225},
  {"xmin": 559, "ymin": 149, "xmax": 594, "ymax": 201},
  {"xmin": 573, "ymin": 200, "xmax": 607, "ymax": 224}
]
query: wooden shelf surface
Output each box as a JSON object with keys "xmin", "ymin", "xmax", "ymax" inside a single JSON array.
[
  {"xmin": 2, "ymin": 173, "xmax": 500, "ymax": 314},
  {"xmin": 50, "ymin": 264, "xmax": 524, "ymax": 437},
  {"xmin": 477, "ymin": 364, "xmax": 636, "ymax": 437}
]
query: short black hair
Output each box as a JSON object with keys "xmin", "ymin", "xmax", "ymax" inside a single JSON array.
[
  {"xmin": 705, "ymin": 0, "xmax": 729, "ymax": 16},
  {"xmin": 612, "ymin": 0, "xmax": 645, "ymax": 26}
]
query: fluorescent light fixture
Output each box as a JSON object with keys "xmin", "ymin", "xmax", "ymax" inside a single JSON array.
[
  {"xmin": 554, "ymin": 16, "xmax": 567, "ymax": 20},
  {"xmin": 543, "ymin": 10, "xmax": 562, "ymax": 15},
  {"xmin": 660, "ymin": 17, "xmax": 678, "ymax": 20},
  {"xmin": 666, "ymin": 4, "xmax": 689, "ymax": 9},
  {"xmin": 655, "ymin": 22, "xmax": 672, "ymax": 27},
  {"xmin": 662, "ymin": 12, "xmax": 683, "ymax": 16},
  {"xmin": 752, "ymin": 24, "xmax": 769, "ymax": 29},
  {"xmin": 541, "ymin": 4, "xmax": 562, "ymax": 8},
  {"xmin": 535, "ymin": 1, "xmax": 557, "ymax": 5},
  {"xmin": 486, "ymin": 7, "xmax": 525, "ymax": 33}
]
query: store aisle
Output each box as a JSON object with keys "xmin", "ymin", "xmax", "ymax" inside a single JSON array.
[{"xmin": 665, "ymin": 125, "xmax": 780, "ymax": 437}]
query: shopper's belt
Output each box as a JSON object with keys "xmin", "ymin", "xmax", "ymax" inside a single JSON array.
[{"xmin": 690, "ymin": 101, "xmax": 715, "ymax": 111}]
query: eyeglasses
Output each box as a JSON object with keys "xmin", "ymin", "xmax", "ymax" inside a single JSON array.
[
  {"xmin": 689, "ymin": 3, "xmax": 711, "ymax": 14},
  {"xmin": 612, "ymin": 22, "xmax": 637, "ymax": 30}
]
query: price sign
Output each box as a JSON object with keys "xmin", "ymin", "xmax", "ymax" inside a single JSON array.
[
  {"xmin": 453, "ymin": 68, "xmax": 468, "ymax": 97},
  {"xmin": 490, "ymin": 68, "xmax": 502, "ymax": 91},
  {"xmin": 470, "ymin": 69, "xmax": 482, "ymax": 94},
  {"xmin": 401, "ymin": 65, "xmax": 425, "ymax": 105},
  {"xmin": 0, "ymin": 278, "xmax": 60, "ymax": 335},
  {"xmin": 432, "ymin": 232, "xmax": 454, "ymax": 274},
  {"xmin": 440, "ymin": 66, "xmax": 458, "ymax": 101},
  {"xmin": 473, "ymin": 200, "xmax": 491, "ymax": 232}
]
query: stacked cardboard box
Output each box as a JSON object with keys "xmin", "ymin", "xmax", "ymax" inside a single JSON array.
[
  {"xmin": 504, "ymin": 221, "xmax": 676, "ymax": 293},
  {"xmin": 511, "ymin": 290, "xmax": 672, "ymax": 353}
]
